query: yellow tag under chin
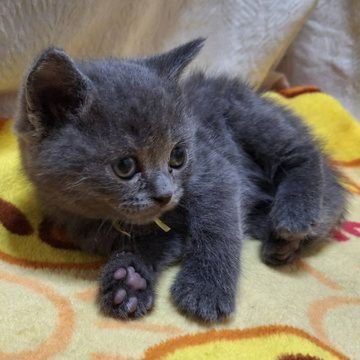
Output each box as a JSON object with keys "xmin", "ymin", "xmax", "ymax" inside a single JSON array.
[
  {"xmin": 154, "ymin": 218, "xmax": 171, "ymax": 232},
  {"xmin": 113, "ymin": 218, "xmax": 171, "ymax": 236}
]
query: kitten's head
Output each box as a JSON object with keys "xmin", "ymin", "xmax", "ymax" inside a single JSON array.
[{"xmin": 15, "ymin": 39, "xmax": 205, "ymax": 224}]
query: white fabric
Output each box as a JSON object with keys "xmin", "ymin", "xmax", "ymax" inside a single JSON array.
[
  {"xmin": 278, "ymin": 0, "xmax": 360, "ymax": 118},
  {"xmin": 0, "ymin": 0, "xmax": 316, "ymax": 117}
]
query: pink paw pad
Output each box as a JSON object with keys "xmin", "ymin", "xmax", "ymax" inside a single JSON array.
[{"xmin": 112, "ymin": 266, "xmax": 148, "ymax": 313}]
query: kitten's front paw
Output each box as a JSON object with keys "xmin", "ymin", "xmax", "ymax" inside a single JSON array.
[
  {"xmin": 171, "ymin": 269, "xmax": 235, "ymax": 322},
  {"xmin": 271, "ymin": 197, "xmax": 319, "ymax": 235},
  {"xmin": 99, "ymin": 253, "xmax": 154, "ymax": 319}
]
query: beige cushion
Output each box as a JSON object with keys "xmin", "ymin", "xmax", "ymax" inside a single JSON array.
[{"xmin": 0, "ymin": 0, "xmax": 316, "ymax": 116}]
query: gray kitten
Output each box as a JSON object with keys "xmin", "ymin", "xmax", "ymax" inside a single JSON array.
[{"xmin": 15, "ymin": 39, "xmax": 346, "ymax": 322}]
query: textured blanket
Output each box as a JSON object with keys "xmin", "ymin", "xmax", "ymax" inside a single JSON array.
[{"xmin": 0, "ymin": 87, "xmax": 359, "ymax": 359}]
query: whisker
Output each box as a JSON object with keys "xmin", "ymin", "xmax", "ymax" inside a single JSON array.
[
  {"xmin": 94, "ymin": 218, "xmax": 108, "ymax": 244},
  {"xmin": 63, "ymin": 176, "xmax": 91, "ymax": 191}
]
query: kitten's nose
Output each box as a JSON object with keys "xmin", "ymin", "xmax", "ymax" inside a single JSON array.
[
  {"xmin": 152, "ymin": 193, "xmax": 172, "ymax": 206},
  {"xmin": 151, "ymin": 172, "xmax": 174, "ymax": 206}
]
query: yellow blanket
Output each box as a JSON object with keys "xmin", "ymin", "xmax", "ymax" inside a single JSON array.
[{"xmin": 0, "ymin": 88, "xmax": 359, "ymax": 359}]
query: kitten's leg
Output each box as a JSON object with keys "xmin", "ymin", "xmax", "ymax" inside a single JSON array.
[
  {"xmin": 245, "ymin": 200, "xmax": 301, "ymax": 265},
  {"xmin": 260, "ymin": 231, "xmax": 303, "ymax": 266},
  {"xmin": 99, "ymin": 251, "xmax": 156, "ymax": 319},
  {"xmin": 171, "ymin": 176, "xmax": 243, "ymax": 322},
  {"xmin": 262, "ymin": 152, "xmax": 324, "ymax": 265},
  {"xmin": 64, "ymin": 218, "xmax": 182, "ymax": 319},
  {"xmin": 227, "ymin": 96, "xmax": 334, "ymax": 264},
  {"xmin": 98, "ymin": 230, "xmax": 185, "ymax": 319},
  {"xmin": 261, "ymin": 164, "xmax": 346, "ymax": 265}
]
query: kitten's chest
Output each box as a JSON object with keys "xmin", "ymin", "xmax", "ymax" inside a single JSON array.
[
  {"xmin": 109, "ymin": 209, "xmax": 188, "ymax": 264},
  {"xmin": 112, "ymin": 206, "xmax": 188, "ymax": 244},
  {"xmin": 138, "ymin": 207, "xmax": 188, "ymax": 238}
]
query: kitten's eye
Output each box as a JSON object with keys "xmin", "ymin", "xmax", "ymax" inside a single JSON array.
[
  {"xmin": 112, "ymin": 157, "xmax": 137, "ymax": 179},
  {"xmin": 169, "ymin": 146, "xmax": 186, "ymax": 169}
]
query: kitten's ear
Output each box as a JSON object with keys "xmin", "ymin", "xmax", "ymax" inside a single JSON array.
[
  {"xmin": 145, "ymin": 38, "xmax": 205, "ymax": 80},
  {"xmin": 24, "ymin": 47, "xmax": 92, "ymax": 130}
]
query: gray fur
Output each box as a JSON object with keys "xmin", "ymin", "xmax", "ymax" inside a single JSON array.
[{"xmin": 15, "ymin": 38, "xmax": 346, "ymax": 322}]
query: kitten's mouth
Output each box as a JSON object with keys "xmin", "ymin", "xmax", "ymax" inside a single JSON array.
[
  {"xmin": 117, "ymin": 202, "xmax": 176, "ymax": 225},
  {"xmin": 109, "ymin": 190, "xmax": 183, "ymax": 225}
]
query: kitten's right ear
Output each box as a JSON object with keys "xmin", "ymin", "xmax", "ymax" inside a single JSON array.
[
  {"xmin": 23, "ymin": 47, "xmax": 92, "ymax": 133},
  {"xmin": 145, "ymin": 38, "xmax": 205, "ymax": 81}
]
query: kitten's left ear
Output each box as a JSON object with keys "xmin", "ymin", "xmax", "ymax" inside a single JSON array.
[
  {"xmin": 24, "ymin": 47, "xmax": 92, "ymax": 130},
  {"xmin": 145, "ymin": 38, "xmax": 205, "ymax": 80}
]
